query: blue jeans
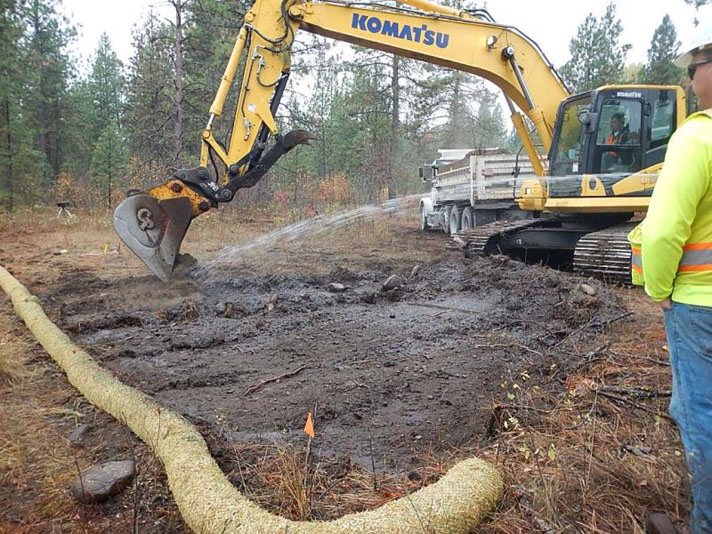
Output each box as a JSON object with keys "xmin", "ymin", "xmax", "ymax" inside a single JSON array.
[{"xmin": 665, "ymin": 302, "xmax": 712, "ymax": 533}]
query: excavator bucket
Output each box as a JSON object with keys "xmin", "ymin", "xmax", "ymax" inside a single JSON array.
[{"xmin": 113, "ymin": 194, "xmax": 193, "ymax": 282}]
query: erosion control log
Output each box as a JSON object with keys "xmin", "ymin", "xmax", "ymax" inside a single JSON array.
[{"xmin": 0, "ymin": 264, "xmax": 503, "ymax": 534}]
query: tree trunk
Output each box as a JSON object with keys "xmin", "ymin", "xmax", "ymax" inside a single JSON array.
[
  {"xmin": 388, "ymin": 53, "xmax": 400, "ymax": 200},
  {"xmin": 107, "ymin": 157, "xmax": 113, "ymax": 209},
  {"xmin": 4, "ymin": 99, "xmax": 13, "ymax": 213},
  {"xmin": 32, "ymin": 0, "xmax": 49, "ymax": 180},
  {"xmin": 172, "ymin": 0, "xmax": 185, "ymax": 169}
]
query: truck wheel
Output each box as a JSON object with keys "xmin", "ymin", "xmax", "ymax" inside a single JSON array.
[
  {"xmin": 441, "ymin": 206, "xmax": 452, "ymax": 234},
  {"xmin": 420, "ymin": 205, "xmax": 430, "ymax": 231},
  {"xmin": 449, "ymin": 207, "xmax": 462, "ymax": 235},
  {"xmin": 462, "ymin": 207, "xmax": 474, "ymax": 230}
]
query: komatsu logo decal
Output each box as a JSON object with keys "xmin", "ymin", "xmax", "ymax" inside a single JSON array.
[
  {"xmin": 616, "ymin": 91, "xmax": 642, "ymax": 98},
  {"xmin": 351, "ymin": 14, "xmax": 450, "ymax": 49}
]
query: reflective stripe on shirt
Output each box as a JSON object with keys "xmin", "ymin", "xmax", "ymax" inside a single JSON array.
[
  {"xmin": 631, "ymin": 245, "xmax": 643, "ymax": 273},
  {"xmin": 679, "ymin": 243, "xmax": 712, "ymax": 272}
]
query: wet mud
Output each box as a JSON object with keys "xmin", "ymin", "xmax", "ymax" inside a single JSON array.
[{"xmin": 43, "ymin": 239, "xmax": 625, "ymax": 472}]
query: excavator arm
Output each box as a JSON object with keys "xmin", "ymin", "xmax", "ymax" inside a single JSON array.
[{"xmin": 114, "ymin": 0, "xmax": 570, "ymax": 281}]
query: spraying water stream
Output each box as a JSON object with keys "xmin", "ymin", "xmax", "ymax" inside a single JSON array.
[{"xmin": 194, "ymin": 193, "xmax": 422, "ymax": 279}]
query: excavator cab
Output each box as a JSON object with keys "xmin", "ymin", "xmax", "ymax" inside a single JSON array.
[{"xmin": 547, "ymin": 85, "xmax": 685, "ymax": 198}]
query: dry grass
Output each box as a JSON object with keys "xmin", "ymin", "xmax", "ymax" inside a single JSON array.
[
  {"xmin": 0, "ymin": 298, "xmax": 188, "ymax": 534},
  {"xmin": 472, "ymin": 292, "xmax": 688, "ymax": 533},
  {"xmin": 0, "ymin": 313, "xmax": 85, "ymax": 531},
  {"xmin": 0, "ymin": 339, "xmax": 28, "ymax": 386},
  {"xmin": 222, "ymin": 440, "xmax": 439, "ymax": 522}
]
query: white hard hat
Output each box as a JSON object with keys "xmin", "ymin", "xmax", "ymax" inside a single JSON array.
[{"xmin": 676, "ymin": 12, "xmax": 712, "ymax": 67}]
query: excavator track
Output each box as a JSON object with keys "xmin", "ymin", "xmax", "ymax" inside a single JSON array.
[
  {"xmin": 572, "ymin": 223, "xmax": 636, "ymax": 284},
  {"xmin": 446, "ymin": 219, "xmax": 543, "ymax": 256},
  {"xmin": 448, "ymin": 219, "xmax": 635, "ymax": 285}
]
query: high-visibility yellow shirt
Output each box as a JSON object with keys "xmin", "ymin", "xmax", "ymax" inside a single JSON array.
[{"xmin": 642, "ymin": 109, "xmax": 712, "ymax": 305}]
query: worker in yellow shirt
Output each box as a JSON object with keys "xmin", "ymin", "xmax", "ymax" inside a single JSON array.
[{"xmin": 640, "ymin": 21, "xmax": 712, "ymax": 534}]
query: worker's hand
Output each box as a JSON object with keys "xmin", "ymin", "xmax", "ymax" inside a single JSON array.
[{"xmin": 658, "ymin": 298, "xmax": 673, "ymax": 310}]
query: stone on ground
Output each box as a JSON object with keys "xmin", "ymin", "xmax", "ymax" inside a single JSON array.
[{"xmin": 70, "ymin": 460, "xmax": 136, "ymax": 504}]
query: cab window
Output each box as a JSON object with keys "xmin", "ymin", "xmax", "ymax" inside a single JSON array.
[
  {"xmin": 595, "ymin": 99, "xmax": 643, "ymax": 173},
  {"xmin": 646, "ymin": 89, "xmax": 677, "ymax": 166},
  {"xmin": 550, "ymin": 95, "xmax": 591, "ymax": 177},
  {"xmin": 650, "ymin": 92, "xmax": 675, "ymax": 147}
]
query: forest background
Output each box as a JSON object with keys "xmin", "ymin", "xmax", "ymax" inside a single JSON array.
[{"xmin": 0, "ymin": 0, "xmax": 707, "ymax": 218}]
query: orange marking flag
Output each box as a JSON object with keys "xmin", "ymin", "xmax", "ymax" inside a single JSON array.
[{"xmin": 304, "ymin": 412, "xmax": 315, "ymax": 438}]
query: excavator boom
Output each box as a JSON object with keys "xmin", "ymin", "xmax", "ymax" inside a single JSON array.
[{"xmin": 114, "ymin": 0, "xmax": 570, "ymax": 280}]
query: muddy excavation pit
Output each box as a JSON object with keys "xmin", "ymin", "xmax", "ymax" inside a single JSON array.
[{"xmin": 41, "ymin": 234, "xmax": 625, "ymax": 477}]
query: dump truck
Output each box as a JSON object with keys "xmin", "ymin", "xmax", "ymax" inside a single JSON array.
[{"xmin": 419, "ymin": 148, "xmax": 536, "ymax": 235}]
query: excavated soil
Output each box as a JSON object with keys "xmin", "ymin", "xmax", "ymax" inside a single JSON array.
[{"xmin": 34, "ymin": 223, "xmax": 626, "ymax": 473}]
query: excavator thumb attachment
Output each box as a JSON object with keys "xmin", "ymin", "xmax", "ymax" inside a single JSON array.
[{"xmin": 113, "ymin": 194, "xmax": 193, "ymax": 282}]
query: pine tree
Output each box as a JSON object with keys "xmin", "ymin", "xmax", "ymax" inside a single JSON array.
[
  {"xmin": 685, "ymin": 0, "xmax": 711, "ymax": 9},
  {"xmin": 560, "ymin": 3, "xmax": 631, "ymax": 92},
  {"xmin": 639, "ymin": 15, "xmax": 683, "ymax": 85},
  {"xmin": 125, "ymin": 11, "xmax": 174, "ymax": 171},
  {"xmin": 469, "ymin": 91, "xmax": 507, "ymax": 150},
  {"xmin": 88, "ymin": 34, "xmax": 124, "ymax": 130},
  {"xmin": 91, "ymin": 122, "xmax": 126, "ymax": 208},
  {"xmin": 23, "ymin": 0, "xmax": 75, "ymax": 187},
  {"xmin": 0, "ymin": 0, "xmax": 27, "ymax": 211},
  {"xmin": 1, "ymin": 0, "xmax": 69, "ymax": 210}
]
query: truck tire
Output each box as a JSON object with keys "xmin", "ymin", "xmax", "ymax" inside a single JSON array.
[
  {"xmin": 441, "ymin": 206, "xmax": 452, "ymax": 234},
  {"xmin": 420, "ymin": 205, "xmax": 430, "ymax": 231},
  {"xmin": 462, "ymin": 207, "xmax": 474, "ymax": 230},
  {"xmin": 449, "ymin": 207, "xmax": 462, "ymax": 235}
]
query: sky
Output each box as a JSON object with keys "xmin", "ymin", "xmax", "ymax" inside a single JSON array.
[{"xmin": 61, "ymin": 0, "xmax": 705, "ymax": 69}]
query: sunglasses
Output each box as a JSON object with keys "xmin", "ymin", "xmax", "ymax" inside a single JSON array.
[{"xmin": 688, "ymin": 58, "xmax": 712, "ymax": 79}]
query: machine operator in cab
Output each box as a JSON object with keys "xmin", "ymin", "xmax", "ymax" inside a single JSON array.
[{"xmin": 602, "ymin": 112, "xmax": 632, "ymax": 170}]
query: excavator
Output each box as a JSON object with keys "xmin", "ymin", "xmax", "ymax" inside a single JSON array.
[{"xmin": 113, "ymin": 0, "xmax": 687, "ymax": 283}]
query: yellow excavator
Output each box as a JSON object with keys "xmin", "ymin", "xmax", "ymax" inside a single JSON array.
[{"xmin": 113, "ymin": 0, "xmax": 687, "ymax": 282}]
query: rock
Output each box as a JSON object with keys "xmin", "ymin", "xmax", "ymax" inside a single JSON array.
[
  {"xmin": 407, "ymin": 470, "xmax": 422, "ymax": 481},
  {"xmin": 359, "ymin": 291, "xmax": 376, "ymax": 304},
  {"xmin": 327, "ymin": 282, "xmax": 347, "ymax": 293},
  {"xmin": 68, "ymin": 424, "xmax": 90, "ymax": 448},
  {"xmin": 409, "ymin": 265, "xmax": 421, "ymax": 278},
  {"xmin": 580, "ymin": 283, "xmax": 597, "ymax": 296},
  {"xmin": 71, "ymin": 460, "xmax": 136, "ymax": 504},
  {"xmin": 215, "ymin": 301, "xmax": 235, "ymax": 317},
  {"xmin": 52, "ymin": 249, "xmax": 68, "ymax": 255},
  {"xmin": 264, "ymin": 294, "xmax": 278, "ymax": 313},
  {"xmin": 382, "ymin": 275, "xmax": 404, "ymax": 291}
]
